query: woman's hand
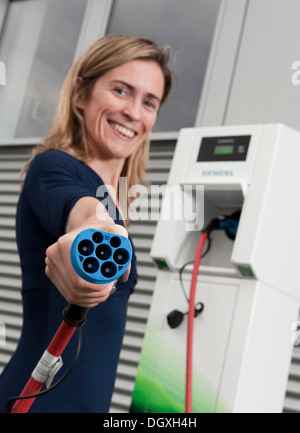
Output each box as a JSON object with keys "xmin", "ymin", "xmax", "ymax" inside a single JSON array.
[
  {"xmin": 45, "ymin": 222, "xmax": 130, "ymax": 308},
  {"xmin": 45, "ymin": 197, "xmax": 131, "ymax": 308}
]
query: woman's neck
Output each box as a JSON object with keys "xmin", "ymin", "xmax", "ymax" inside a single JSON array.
[
  {"xmin": 87, "ymin": 158, "xmax": 124, "ymax": 191},
  {"xmin": 67, "ymin": 146, "xmax": 128, "ymax": 224}
]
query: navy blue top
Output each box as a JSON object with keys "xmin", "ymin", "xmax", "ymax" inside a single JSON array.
[{"xmin": 0, "ymin": 149, "xmax": 138, "ymax": 413}]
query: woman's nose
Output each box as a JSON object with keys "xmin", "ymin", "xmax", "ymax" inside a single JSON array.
[{"xmin": 122, "ymin": 98, "xmax": 141, "ymax": 121}]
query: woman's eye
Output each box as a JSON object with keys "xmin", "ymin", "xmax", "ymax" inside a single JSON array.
[
  {"xmin": 145, "ymin": 100, "xmax": 157, "ymax": 111},
  {"xmin": 114, "ymin": 87, "xmax": 127, "ymax": 96}
]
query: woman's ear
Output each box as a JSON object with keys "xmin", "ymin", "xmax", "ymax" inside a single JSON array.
[{"xmin": 75, "ymin": 77, "xmax": 85, "ymax": 109}]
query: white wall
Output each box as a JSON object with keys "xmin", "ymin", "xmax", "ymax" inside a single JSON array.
[
  {"xmin": 199, "ymin": 0, "xmax": 300, "ymax": 131},
  {"xmin": 225, "ymin": 0, "xmax": 300, "ymax": 130}
]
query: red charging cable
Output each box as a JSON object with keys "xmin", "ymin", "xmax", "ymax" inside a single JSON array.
[
  {"xmin": 9, "ymin": 321, "xmax": 76, "ymax": 413},
  {"xmin": 185, "ymin": 231, "xmax": 208, "ymax": 413},
  {"xmin": 7, "ymin": 305, "xmax": 88, "ymax": 413}
]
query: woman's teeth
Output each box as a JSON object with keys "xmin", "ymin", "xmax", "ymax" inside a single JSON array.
[{"xmin": 112, "ymin": 123, "xmax": 135, "ymax": 138}]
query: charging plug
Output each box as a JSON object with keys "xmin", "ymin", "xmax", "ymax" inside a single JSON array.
[
  {"xmin": 220, "ymin": 210, "xmax": 241, "ymax": 240},
  {"xmin": 204, "ymin": 211, "xmax": 241, "ymax": 240},
  {"xmin": 167, "ymin": 310, "xmax": 184, "ymax": 329},
  {"xmin": 167, "ymin": 303, "xmax": 204, "ymax": 329}
]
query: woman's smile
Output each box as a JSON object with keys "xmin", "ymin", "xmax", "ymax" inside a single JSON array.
[{"xmin": 108, "ymin": 120, "xmax": 137, "ymax": 139}]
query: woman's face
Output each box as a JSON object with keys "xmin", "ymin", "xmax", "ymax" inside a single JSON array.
[{"xmin": 77, "ymin": 59, "xmax": 165, "ymax": 161}]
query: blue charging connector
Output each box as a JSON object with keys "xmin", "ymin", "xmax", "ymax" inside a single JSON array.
[
  {"xmin": 70, "ymin": 228, "xmax": 132, "ymax": 284},
  {"xmin": 6, "ymin": 229, "xmax": 132, "ymax": 412}
]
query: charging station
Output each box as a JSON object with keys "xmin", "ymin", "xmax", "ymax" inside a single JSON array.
[{"xmin": 131, "ymin": 123, "xmax": 300, "ymax": 413}]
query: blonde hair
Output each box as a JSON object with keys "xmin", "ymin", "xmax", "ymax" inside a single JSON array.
[{"xmin": 22, "ymin": 35, "xmax": 173, "ymax": 210}]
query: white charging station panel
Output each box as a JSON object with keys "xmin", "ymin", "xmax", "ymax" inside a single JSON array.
[{"xmin": 131, "ymin": 124, "xmax": 300, "ymax": 413}]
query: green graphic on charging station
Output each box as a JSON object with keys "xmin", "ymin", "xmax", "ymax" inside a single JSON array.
[{"xmin": 130, "ymin": 323, "xmax": 230, "ymax": 413}]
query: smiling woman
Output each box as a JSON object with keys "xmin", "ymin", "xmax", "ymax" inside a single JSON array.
[
  {"xmin": 0, "ymin": 35, "xmax": 173, "ymax": 413},
  {"xmin": 22, "ymin": 35, "xmax": 173, "ymax": 209},
  {"xmin": 75, "ymin": 60, "xmax": 165, "ymax": 175}
]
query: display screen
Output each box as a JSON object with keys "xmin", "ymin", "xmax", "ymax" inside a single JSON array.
[
  {"xmin": 214, "ymin": 145, "xmax": 234, "ymax": 155},
  {"xmin": 197, "ymin": 135, "xmax": 251, "ymax": 162}
]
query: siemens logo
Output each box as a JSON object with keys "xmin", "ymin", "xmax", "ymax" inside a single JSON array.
[{"xmin": 202, "ymin": 170, "xmax": 233, "ymax": 176}]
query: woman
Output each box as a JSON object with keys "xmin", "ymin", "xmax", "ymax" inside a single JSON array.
[{"xmin": 0, "ymin": 35, "xmax": 173, "ymax": 413}]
